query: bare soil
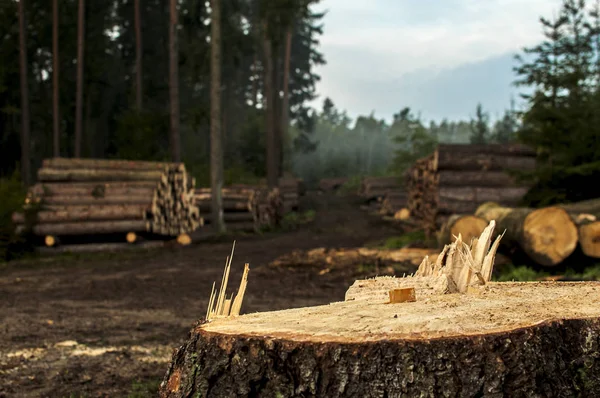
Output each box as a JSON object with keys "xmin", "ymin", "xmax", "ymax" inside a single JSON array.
[{"xmin": 0, "ymin": 193, "xmax": 403, "ymax": 398}]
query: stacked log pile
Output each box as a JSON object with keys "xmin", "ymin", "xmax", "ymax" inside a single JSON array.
[
  {"xmin": 12, "ymin": 158, "xmax": 201, "ymax": 245},
  {"xmin": 193, "ymin": 186, "xmax": 283, "ymax": 231},
  {"xmin": 277, "ymin": 176, "xmax": 304, "ymax": 213},
  {"xmin": 438, "ymin": 199, "xmax": 600, "ymax": 267},
  {"xmin": 359, "ymin": 176, "xmax": 401, "ymax": 202},
  {"xmin": 379, "ymin": 190, "xmax": 408, "ymax": 216},
  {"xmin": 318, "ymin": 177, "xmax": 348, "ymax": 193},
  {"xmin": 407, "ymin": 144, "xmax": 536, "ymax": 235}
]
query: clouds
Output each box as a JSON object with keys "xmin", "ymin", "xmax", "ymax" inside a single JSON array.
[{"xmin": 310, "ymin": 0, "xmax": 562, "ymax": 122}]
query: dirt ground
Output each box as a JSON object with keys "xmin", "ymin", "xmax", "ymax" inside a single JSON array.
[{"xmin": 0, "ymin": 192, "xmax": 404, "ymax": 398}]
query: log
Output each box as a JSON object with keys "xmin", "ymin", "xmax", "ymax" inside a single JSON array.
[
  {"xmin": 576, "ymin": 219, "xmax": 600, "ymax": 258},
  {"xmin": 37, "ymin": 167, "xmax": 165, "ymax": 182},
  {"xmin": 35, "ymin": 195, "xmax": 152, "ymax": 206},
  {"xmin": 12, "ymin": 205, "xmax": 148, "ymax": 224},
  {"xmin": 16, "ymin": 220, "xmax": 147, "ymax": 236},
  {"xmin": 437, "ymin": 170, "xmax": 524, "ymax": 187},
  {"xmin": 42, "ymin": 157, "xmax": 180, "ymax": 171},
  {"xmin": 318, "ymin": 178, "xmax": 348, "ymax": 192},
  {"xmin": 436, "ymin": 143, "xmax": 537, "ymax": 157},
  {"xmin": 437, "ymin": 199, "xmax": 479, "ymax": 215},
  {"xmin": 435, "ymin": 152, "xmax": 536, "ymax": 172},
  {"xmin": 438, "ymin": 186, "xmax": 528, "ymax": 204},
  {"xmin": 438, "ymin": 214, "xmax": 489, "ymax": 245},
  {"xmin": 475, "ymin": 202, "xmax": 579, "ymax": 266},
  {"xmin": 559, "ymin": 198, "xmax": 600, "ymax": 215},
  {"xmin": 196, "ymin": 199, "xmax": 251, "ymax": 212},
  {"xmin": 160, "ymin": 281, "xmax": 600, "ymax": 398},
  {"xmin": 30, "ymin": 183, "xmax": 156, "ymax": 197}
]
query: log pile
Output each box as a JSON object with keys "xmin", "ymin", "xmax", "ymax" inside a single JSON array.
[
  {"xmin": 379, "ymin": 190, "xmax": 408, "ymax": 216},
  {"xmin": 193, "ymin": 186, "xmax": 283, "ymax": 231},
  {"xmin": 359, "ymin": 176, "xmax": 401, "ymax": 201},
  {"xmin": 318, "ymin": 177, "xmax": 348, "ymax": 193},
  {"xmin": 407, "ymin": 144, "xmax": 536, "ymax": 235},
  {"xmin": 12, "ymin": 158, "xmax": 201, "ymax": 245},
  {"xmin": 160, "ymin": 222, "xmax": 600, "ymax": 398},
  {"xmin": 277, "ymin": 176, "xmax": 304, "ymax": 213},
  {"xmin": 438, "ymin": 199, "xmax": 600, "ymax": 267}
]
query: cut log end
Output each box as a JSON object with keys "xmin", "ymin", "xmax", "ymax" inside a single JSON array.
[
  {"xmin": 523, "ymin": 207, "xmax": 579, "ymax": 266},
  {"xmin": 44, "ymin": 235, "xmax": 56, "ymax": 247},
  {"xmin": 579, "ymin": 221, "xmax": 600, "ymax": 258},
  {"xmin": 176, "ymin": 233, "xmax": 192, "ymax": 246},
  {"xmin": 393, "ymin": 208, "xmax": 410, "ymax": 220},
  {"xmin": 126, "ymin": 232, "xmax": 137, "ymax": 243}
]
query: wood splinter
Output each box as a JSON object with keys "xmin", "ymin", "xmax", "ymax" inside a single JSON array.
[{"xmin": 205, "ymin": 241, "xmax": 250, "ymax": 321}]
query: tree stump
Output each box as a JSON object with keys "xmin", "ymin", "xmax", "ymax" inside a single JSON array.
[{"xmin": 160, "ymin": 281, "xmax": 600, "ymax": 398}]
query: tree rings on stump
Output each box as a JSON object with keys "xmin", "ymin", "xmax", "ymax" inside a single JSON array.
[{"xmin": 160, "ymin": 282, "xmax": 600, "ymax": 397}]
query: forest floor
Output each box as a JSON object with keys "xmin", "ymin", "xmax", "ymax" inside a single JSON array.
[{"xmin": 0, "ymin": 192, "xmax": 404, "ymax": 398}]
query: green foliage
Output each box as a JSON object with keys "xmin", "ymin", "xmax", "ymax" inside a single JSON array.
[
  {"xmin": 112, "ymin": 110, "xmax": 170, "ymax": 161},
  {"xmin": 338, "ymin": 175, "xmax": 363, "ymax": 194},
  {"xmin": 127, "ymin": 378, "xmax": 162, "ymax": 398},
  {"xmin": 514, "ymin": 0, "xmax": 600, "ymax": 204},
  {"xmin": 280, "ymin": 209, "xmax": 316, "ymax": 230},
  {"xmin": 380, "ymin": 230, "xmax": 429, "ymax": 249},
  {"xmin": 469, "ymin": 103, "xmax": 490, "ymax": 144},
  {"xmin": 391, "ymin": 107, "xmax": 438, "ymax": 174},
  {"xmin": 0, "ymin": 172, "xmax": 30, "ymax": 262},
  {"xmin": 495, "ymin": 265, "xmax": 547, "ymax": 281}
]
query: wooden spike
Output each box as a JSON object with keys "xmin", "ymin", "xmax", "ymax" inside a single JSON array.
[
  {"xmin": 231, "ymin": 263, "xmax": 250, "ymax": 316},
  {"xmin": 215, "ymin": 256, "xmax": 230, "ymax": 316},
  {"xmin": 206, "ymin": 281, "xmax": 216, "ymax": 321}
]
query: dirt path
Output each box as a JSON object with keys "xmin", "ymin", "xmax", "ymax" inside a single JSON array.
[{"xmin": 0, "ymin": 193, "xmax": 402, "ymax": 397}]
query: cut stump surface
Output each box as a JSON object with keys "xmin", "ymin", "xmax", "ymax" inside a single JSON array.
[{"xmin": 161, "ymin": 281, "xmax": 600, "ymax": 398}]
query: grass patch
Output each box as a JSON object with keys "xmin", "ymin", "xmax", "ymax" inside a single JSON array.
[
  {"xmin": 495, "ymin": 265, "xmax": 547, "ymax": 282},
  {"xmin": 366, "ymin": 230, "xmax": 435, "ymax": 250},
  {"xmin": 127, "ymin": 378, "xmax": 162, "ymax": 398},
  {"xmin": 337, "ymin": 175, "xmax": 362, "ymax": 195},
  {"xmin": 279, "ymin": 210, "xmax": 317, "ymax": 231}
]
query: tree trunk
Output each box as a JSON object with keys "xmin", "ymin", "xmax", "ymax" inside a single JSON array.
[
  {"xmin": 17, "ymin": 0, "xmax": 31, "ymax": 186},
  {"xmin": 169, "ymin": 0, "xmax": 181, "ymax": 162},
  {"xmin": 160, "ymin": 282, "xmax": 600, "ymax": 398},
  {"xmin": 262, "ymin": 25, "xmax": 277, "ymax": 188},
  {"xmin": 281, "ymin": 27, "xmax": 292, "ymax": 163},
  {"xmin": 438, "ymin": 214, "xmax": 489, "ymax": 245},
  {"xmin": 475, "ymin": 202, "xmax": 579, "ymax": 266},
  {"xmin": 134, "ymin": 0, "xmax": 143, "ymax": 110},
  {"xmin": 210, "ymin": 0, "xmax": 225, "ymax": 233},
  {"xmin": 74, "ymin": 0, "xmax": 85, "ymax": 158},
  {"xmin": 52, "ymin": 0, "xmax": 60, "ymax": 157}
]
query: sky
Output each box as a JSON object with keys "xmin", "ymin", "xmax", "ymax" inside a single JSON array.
[{"xmin": 309, "ymin": 0, "xmax": 562, "ymax": 124}]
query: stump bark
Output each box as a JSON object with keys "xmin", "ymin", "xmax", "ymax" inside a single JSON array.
[{"xmin": 160, "ymin": 281, "xmax": 600, "ymax": 398}]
